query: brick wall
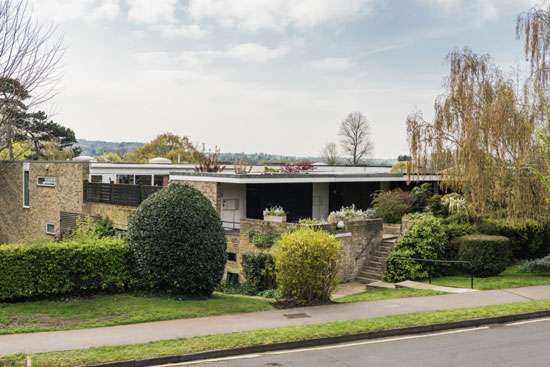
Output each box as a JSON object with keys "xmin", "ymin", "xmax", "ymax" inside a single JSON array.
[
  {"xmin": 81, "ymin": 202, "xmax": 137, "ymax": 230},
  {"xmin": 174, "ymin": 181, "xmax": 222, "ymax": 214},
  {"xmin": 0, "ymin": 161, "xmax": 89, "ymax": 243},
  {"xmin": 225, "ymin": 217, "xmax": 383, "ymax": 283}
]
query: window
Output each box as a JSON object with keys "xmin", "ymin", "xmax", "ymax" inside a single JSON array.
[
  {"xmin": 23, "ymin": 168, "xmax": 30, "ymax": 208},
  {"xmin": 135, "ymin": 175, "xmax": 152, "ymax": 186},
  {"xmin": 91, "ymin": 175, "xmax": 102, "ymax": 183},
  {"xmin": 37, "ymin": 176, "xmax": 55, "ymax": 187},
  {"xmin": 46, "ymin": 223, "xmax": 55, "ymax": 235},
  {"xmin": 117, "ymin": 174, "xmax": 134, "ymax": 184},
  {"xmin": 154, "ymin": 175, "xmax": 168, "ymax": 187},
  {"xmin": 227, "ymin": 252, "xmax": 237, "ymax": 262}
]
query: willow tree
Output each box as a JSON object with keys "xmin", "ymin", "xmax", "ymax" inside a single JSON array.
[
  {"xmin": 407, "ymin": 48, "xmax": 546, "ymax": 222},
  {"xmin": 517, "ymin": 1, "xmax": 550, "ymax": 212}
]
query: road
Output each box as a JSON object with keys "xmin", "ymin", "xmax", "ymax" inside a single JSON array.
[{"xmin": 163, "ymin": 318, "xmax": 550, "ymax": 367}]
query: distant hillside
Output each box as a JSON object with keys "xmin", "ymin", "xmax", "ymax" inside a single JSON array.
[{"xmin": 77, "ymin": 139, "xmax": 144, "ymax": 157}]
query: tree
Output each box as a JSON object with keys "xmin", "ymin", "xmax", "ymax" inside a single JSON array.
[
  {"xmin": 339, "ymin": 112, "xmax": 374, "ymax": 165},
  {"xmin": 124, "ymin": 133, "xmax": 199, "ymax": 163},
  {"xmin": 320, "ymin": 142, "xmax": 338, "ymax": 165},
  {"xmin": 397, "ymin": 155, "xmax": 411, "ymax": 162},
  {"xmin": 0, "ymin": 0, "xmax": 64, "ymax": 160},
  {"xmin": 406, "ymin": 48, "xmax": 544, "ymax": 222}
]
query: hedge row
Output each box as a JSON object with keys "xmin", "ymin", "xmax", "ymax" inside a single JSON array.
[{"xmin": 0, "ymin": 238, "xmax": 131, "ymax": 301}]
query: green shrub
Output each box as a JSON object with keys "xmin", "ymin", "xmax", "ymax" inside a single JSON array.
[
  {"xmin": 456, "ymin": 234, "xmax": 510, "ymax": 277},
  {"xmin": 371, "ymin": 189, "xmax": 412, "ymax": 224},
  {"xmin": 411, "ymin": 183, "xmax": 433, "ymax": 212},
  {"xmin": 127, "ymin": 183, "xmax": 227, "ymax": 297},
  {"xmin": 428, "ymin": 195, "xmax": 448, "ymax": 217},
  {"xmin": 252, "ymin": 234, "xmax": 274, "ymax": 249},
  {"xmin": 443, "ymin": 222, "xmax": 478, "ymax": 262},
  {"xmin": 385, "ymin": 214, "xmax": 447, "ymax": 282},
  {"xmin": 298, "ymin": 218, "xmax": 321, "ymax": 225},
  {"xmin": 241, "ymin": 252, "xmax": 276, "ymax": 291},
  {"xmin": 0, "ymin": 238, "xmax": 130, "ymax": 301},
  {"xmin": 519, "ymin": 255, "xmax": 550, "ymax": 273},
  {"xmin": 275, "ymin": 228, "xmax": 340, "ymax": 302},
  {"xmin": 476, "ymin": 219, "xmax": 550, "ymax": 260},
  {"xmin": 95, "ymin": 216, "xmax": 115, "ymax": 238}
]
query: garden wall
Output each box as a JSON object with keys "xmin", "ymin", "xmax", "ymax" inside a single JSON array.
[{"xmin": 225, "ymin": 217, "xmax": 383, "ymax": 283}]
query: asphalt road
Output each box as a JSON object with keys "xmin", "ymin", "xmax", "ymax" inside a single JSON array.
[{"xmin": 164, "ymin": 318, "xmax": 550, "ymax": 367}]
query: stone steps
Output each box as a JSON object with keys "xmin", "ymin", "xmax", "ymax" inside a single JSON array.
[{"xmin": 355, "ymin": 232, "xmax": 399, "ymax": 284}]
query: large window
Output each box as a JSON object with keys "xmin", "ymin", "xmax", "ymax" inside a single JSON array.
[
  {"xmin": 117, "ymin": 174, "xmax": 134, "ymax": 184},
  {"xmin": 135, "ymin": 175, "xmax": 152, "ymax": 186},
  {"xmin": 23, "ymin": 168, "xmax": 30, "ymax": 208}
]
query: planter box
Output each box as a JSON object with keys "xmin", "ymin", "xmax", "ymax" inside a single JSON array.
[{"xmin": 264, "ymin": 215, "xmax": 286, "ymax": 223}]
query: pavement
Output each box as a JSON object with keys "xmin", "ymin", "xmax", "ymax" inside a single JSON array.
[{"xmin": 1, "ymin": 285, "xmax": 550, "ymax": 356}]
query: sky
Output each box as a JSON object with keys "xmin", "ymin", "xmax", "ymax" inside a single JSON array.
[{"xmin": 30, "ymin": 0, "xmax": 539, "ymax": 159}]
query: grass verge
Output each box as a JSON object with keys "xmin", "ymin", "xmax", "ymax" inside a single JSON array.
[
  {"xmin": 424, "ymin": 266, "xmax": 550, "ymax": 290},
  {"xmin": 3, "ymin": 299, "xmax": 550, "ymax": 367},
  {"xmin": 334, "ymin": 288, "xmax": 446, "ymax": 303},
  {"xmin": 0, "ymin": 294, "xmax": 273, "ymax": 335}
]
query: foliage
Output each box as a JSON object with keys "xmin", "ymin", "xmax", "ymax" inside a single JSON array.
[
  {"xmin": 241, "ymin": 252, "xmax": 276, "ymax": 291},
  {"xmin": 0, "ymin": 238, "xmax": 130, "ymax": 301},
  {"xmin": 95, "ymin": 152, "xmax": 123, "ymax": 163},
  {"xmin": 327, "ymin": 204, "xmax": 370, "ymax": 224},
  {"xmin": 251, "ymin": 234, "xmax": 274, "ymax": 249},
  {"xmin": 124, "ymin": 133, "xmax": 199, "ymax": 163},
  {"xmin": 263, "ymin": 165, "xmax": 279, "ymax": 173},
  {"xmin": 339, "ymin": 111, "xmax": 374, "ymax": 165},
  {"xmin": 279, "ymin": 161, "xmax": 316, "ymax": 173},
  {"xmin": 385, "ymin": 214, "xmax": 447, "ymax": 282},
  {"xmin": 263, "ymin": 206, "xmax": 286, "ymax": 217},
  {"xmin": 233, "ymin": 152, "xmax": 252, "ymax": 174},
  {"xmin": 441, "ymin": 193, "xmax": 471, "ymax": 223},
  {"xmin": 455, "ymin": 235, "xmax": 510, "ymax": 278},
  {"xmin": 390, "ymin": 161, "xmax": 417, "ymax": 174},
  {"xmin": 77, "ymin": 139, "xmax": 144, "ymax": 157},
  {"xmin": 298, "ymin": 218, "xmax": 321, "ymax": 225},
  {"xmin": 127, "ymin": 183, "xmax": 227, "ymax": 297},
  {"xmin": 476, "ymin": 218, "xmax": 550, "ymax": 260},
  {"xmin": 519, "ymin": 255, "xmax": 550, "ymax": 273},
  {"xmin": 406, "ymin": 47, "xmax": 546, "ymax": 223},
  {"xmin": 95, "ymin": 216, "xmax": 115, "ymax": 238},
  {"xmin": 411, "ymin": 183, "xmax": 433, "ymax": 211},
  {"xmin": 320, "ymin": 142, "xmax": 338, "ymax": 165},
  {"xmin": 428, "ymin": 195, "xmax": 448, "ymax": 217},
  {"xmin": 371, "ymin": 189, "xmax": 412, "ymax": 224},
  {"xmin": 0, "ymin": 140, "xmax": 29, "ymax": 159},
  {"xmin": 275, "ymin": 228, "xmax": 340, "ymax": 302},
  {"xmin": 194, "ymin": 144, "xmax": 225, "ymax": 172},
  {"xmin": 442, "ymin": 222, "xmax": 479, "ymax": 262}
]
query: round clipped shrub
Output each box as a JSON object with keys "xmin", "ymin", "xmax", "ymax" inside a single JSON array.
[
  {"xmin": 275, "ymin": 228, "xmax": 340, "ymax": 302},
  {"xmin": 127, "ymin": 183, "xmax": 227, "ymax": 297},
  {"xmin": 456, "ymin": 234, "xmax": 510, "ymax": 277},
  {"xmin": 385, "ymin": 214, "xmax": 447, "ymax": 282}
]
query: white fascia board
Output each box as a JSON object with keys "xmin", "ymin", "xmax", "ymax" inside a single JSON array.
[{"xmin": 169, "ymin": 174, "xmax": 439, "ymax": 184}]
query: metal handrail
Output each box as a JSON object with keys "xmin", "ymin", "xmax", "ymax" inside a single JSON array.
[{"xmin": 394, "ymin": 257, "xmax": 474, "ymax": 289}]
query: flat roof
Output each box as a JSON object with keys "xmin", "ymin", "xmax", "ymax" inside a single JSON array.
[{"xmin": 169, "ymin": 171, "xmax": 439, "ymax": 184}]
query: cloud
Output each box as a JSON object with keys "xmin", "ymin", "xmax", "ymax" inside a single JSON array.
[
  {"xmin": 126, "ymin": 0, "xmax": 179, "ymax": 24},
  {"xmin": 186, "ymin": 0, "xmax": 375, "ymax": 31},
  {"xmin": 225, "ymin": 43, "xmax": 288, "ymax": 62},
  {"xmin": 159, "ymin": 23, "xmax": 208, "ymax": 39},
  {"xmin": 33, "ymin": 0, "xmax": 120, "ymax": 22},
  {"xmin": 311, "ymin": 58, "xmax": 353, "ymax": 71}
]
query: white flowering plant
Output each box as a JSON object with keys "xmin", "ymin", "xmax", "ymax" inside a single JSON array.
[{"xmin": 263, "ymin": 206, "xmax": 287, "ymax": 217}]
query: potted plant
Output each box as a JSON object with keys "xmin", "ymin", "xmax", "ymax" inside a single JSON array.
[{"xmin": 263, "ymin": 206, "xmax": 287, "ymax": 222}]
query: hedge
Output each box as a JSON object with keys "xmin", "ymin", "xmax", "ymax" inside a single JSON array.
[
  {"xmin": 0, "ymin": 238, "xmax": 131, "ymax": 301},
  {"xmin": 456, "ymin": 234, "xmax": 510, "ymax": 277}
]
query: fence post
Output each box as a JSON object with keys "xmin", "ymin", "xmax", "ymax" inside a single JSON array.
[{"xmin": 109, "ymin": 181, "xmax": 114, "ymax": 204}]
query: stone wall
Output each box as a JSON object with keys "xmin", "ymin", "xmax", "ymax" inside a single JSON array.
[
  {"xmin": 81, "ymin": 202, "xmax": 137, "ymax": 230},
  {"xmin": 224, "ymin": 217, "xmax": 383, "ymax": 283},
  {"xmin": 383, "ymin": 223, "xmax": 401, "ymax": 235},
  {"xmin": 0, "ymin": 161, "xmax": 89, "ymax": 243},
  {"xmin": 174, "ymin": 180, "xmax": 222, "ymax": 214}
]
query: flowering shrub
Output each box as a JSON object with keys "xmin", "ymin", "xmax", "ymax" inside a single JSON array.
[
  {"xmin": 263, "ymin": 206, "xmax": 286, "ymax": 217},
  {"xmin": 441, "ymin": 193, "xmax": 471, "ymax": 223},
  {"xmin": 327, "ymin": 204, "xmax": 372, "ymax": 224},
  {"xmin": 279, "ymin": 161, "xmax": 316, "ymax": 173}
]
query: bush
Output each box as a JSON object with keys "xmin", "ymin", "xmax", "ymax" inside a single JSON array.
[
  {"xmin": 0, "ymin": 238, "xmax": 130, "ymax": 301},
  {"xmin": 411, "ymin": 183, "xmax": 433, "ymax": 212},
  {"xmin": 428, "ymin": 195, "xmax": 448, "ymax": 217},
  {"xmin": 443, "ymin": 222, "xmax": 478, "ymax": 262},
  {"xmin": 476, "ymin": 219, "xmax": 550, "ymax": 260},
  {"xmin": 455, "ymin": 234, "xmax": 510, "ymax": 277},
  {"xmin": 371, "ymin": 189, "xmax": 412, "ymax": 224},
  {"xmin": 519, "ymin": 255, "xmax": 550, "ymax": 273},
  {"xmin": 127, "ymin": 183, "xmax": 227, "ymax": 297},
  {"xmin": 95, "ymin": 216, "xmax": 115, "ymax": 238},
  {"xmin": 241, "ymin": 252, "xmax": 276, "ymax": 291},
  {"xmin": 275, "ymin": 228, "xmax": 340, "ymax": 302},
  {"xmin": 385, "ymin": 214, "xmax": 447, "ymax": 282}
]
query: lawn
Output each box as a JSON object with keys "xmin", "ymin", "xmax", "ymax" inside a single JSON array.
[
  {"xmin": 0, "ymin": 293, "xmax": 273, "ymax": 335},
  {"xmin": 335, "ymin": 287, "xmax": 446, "ymax": 303},
  {"xmin": 3, "ymin": 299, "xmax": 550, "ymax": 367},
  {"xmin": 424, "ymin": 266, "xmax": 550, "ymax": 290}
]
